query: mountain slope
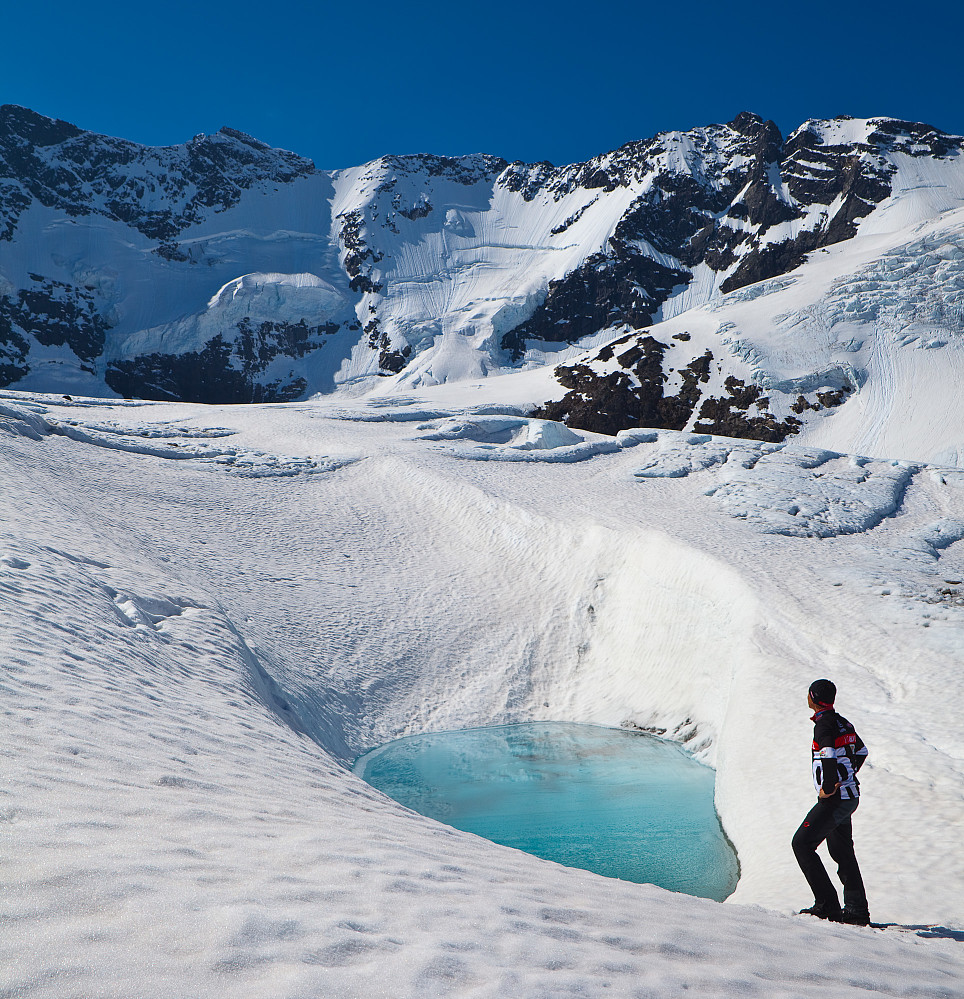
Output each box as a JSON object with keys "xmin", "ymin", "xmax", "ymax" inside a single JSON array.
[{"xmin": 2, "ymin": 106, "xmax": 964, "ymax": 459}]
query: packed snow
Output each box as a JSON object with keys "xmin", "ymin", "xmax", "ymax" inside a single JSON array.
[{"xmin": 1, "ymin": 381, "xmax": 962, "ymax": 998}]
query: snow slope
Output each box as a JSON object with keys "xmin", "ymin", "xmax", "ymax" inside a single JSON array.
[{"xmin": 2, "ymin": 388, "xmax": 962, "ymax": 997}]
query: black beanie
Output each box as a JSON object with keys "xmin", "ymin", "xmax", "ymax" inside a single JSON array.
[{"xmin": 809, "ymin": 678, "xmax": 836, "ymax": 707}]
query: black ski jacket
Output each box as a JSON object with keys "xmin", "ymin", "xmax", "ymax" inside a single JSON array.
[{"xmin": 811, "ymin": 708, "xmax": 867, "ymax": 800}]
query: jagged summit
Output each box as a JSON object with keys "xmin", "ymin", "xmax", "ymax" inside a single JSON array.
[
  {"xmin": 215, "ymin": 126, "xmax": 273, "ymax": 151},
  {"xmin": 0, "ymin": 105, "xmax": 316, "ymax": 242},
  {"xmin": 1, "ymin": 106, "xmax": 963, "ymax": 455}
]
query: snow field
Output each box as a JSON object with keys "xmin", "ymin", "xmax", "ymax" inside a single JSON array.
[{"xmin": 2, "ymin": 393, "xmax": 963, "ymax": 997}]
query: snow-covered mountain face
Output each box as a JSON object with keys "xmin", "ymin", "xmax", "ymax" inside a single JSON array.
[{"xmin": 2, "ymin": 105, "xmax": 964, "ymax": 454}]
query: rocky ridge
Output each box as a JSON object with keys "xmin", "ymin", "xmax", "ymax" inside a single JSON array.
[{"xmin": 0, "ymin": 105, "xmax": 315, "ymax": 242}]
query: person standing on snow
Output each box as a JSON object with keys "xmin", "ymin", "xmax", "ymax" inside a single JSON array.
[{"xmin": 792, "ymin": 678, "xmax": 871, "ymax": 925}]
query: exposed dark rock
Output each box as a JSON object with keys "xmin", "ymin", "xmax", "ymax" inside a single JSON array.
[
  {"xmin": 689, "ymin": 221, "xmax": 752, "ymax": 272},
  {"xmin": 154, "ymin": 242, "xmax": 191, "ymax": 263},
  {"xmin": 359, "ymin": 307, "xmax": 419, "ymax": 375},
  {"xmin": 717, "ymin": 122, "xmax": 898, "ymax": 292},
  {"xmin": 528, "ymin": 113, "xmax": 796, "ymax": 282},
  {"xmin": 738, "ymin": 180, "xmax": 798, "ymax": 232},
  {"xmin": 0, "ymin": 179, "xmax": 31, "ymax": 241},
  {"xmin": 712, "ymin": 123, "xmax": 896, "ymax": 293},
  {"xmin": 584, "ymin": 168, "xmax": 616, "ymax": 191},
  {"xmin": 4, "ymin": 105, "xmax": 962, "ymax": 410},
  {"xmin": 792, "ymin": 384, "xmax": 852, "ymax": 413},
  {"xmin": 338, "ymin": 209, "xmax": 384, "ymax": 294},
  {"xmin": 500, "ymin": 253, "xmax": 689, "ymax": 361},
  {"xmin": 550, "ymin": 198, "xmax": 597, "ymax": 235},
  {"xmin": 105, "ymin": 334, "xmax": 308, "ymax": 404},
  {"xmin": 0, "ymin": 308, "xmax": 31, "ymax": 386},
  {"xmin": 539, "ymin": 338, "xmax": 806, "ymax": 443},
  {"xmin": 594, "ymin": 331, "xmax": 635, "ymax": 363},
  {"xmin": 822, "ymin": 161, "xmax": 893, "ymax": 245},
  {"xmin": 725, "ymin": 113, "xmax": 797, "ymax": 235},
  {"xmin": 104, "ymin": 313, "xmax": 336, "ymax": 404},
  {"xmin": 728, "ymin": 112, "xmax": 781, "ymax": 148},
  {"xmin": 217, "ymin": 126, "xmax": 270, "ymax": 150},
  {"xmin": 378, "ymin": 343, "xmax": 412, "ymax": 373},
  {"xmin": 867, "ymin": 118, "xmax": 958, "ymax": 159},
  {"xmin": 235, "ymin": 316, "xmax": 338, "ymax": 366},
  {"xmin": 534, "ymin": 336, "xmax": 711, "ymax": 436},
  {"xmin": 380, "ymin": 152, "xmax": 508, "ymax": 186},
  {"xmin": 397, "ymin": 196, "xmax": 433, "ymax": 220},
  {"xmin": 693, "ymin": 376, "xmax": 801, "ymax": 441},
  {"xmin": 0, "ymin": 274, "xmax": 111, "ymax": 362},
  {"xmin": 817, "ymin": 385, "xmax": 851, "ymax": 407},
  {"xmin": 536, "ymin": 367, "xmax": 647, "ymax": 436},
  {"xmin": 720, "ymin": 235, "xmax": 817, "ymax": 294},
  {"xmin": 0, "ymin": 104, "xmax": 82, "ymax": 146},
  {"xmin": 497, "ymin": 161, "xmax": 557, "ymax": 202},
  {"xmin": 611, "ymin": 176, "xmax": 735, "ymax": 263}
]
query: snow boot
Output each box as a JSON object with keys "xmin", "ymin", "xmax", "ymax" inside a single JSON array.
[
  {"xmin": 799, "ymin": 902, "xmax": 843, "ymax": 921},
  {"xmin": 838, "ymin": 906, "xmax": 871, "ymax": 926}
]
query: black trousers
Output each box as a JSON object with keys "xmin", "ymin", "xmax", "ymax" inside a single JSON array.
[{"xmin": 791, "ymin": 796, "xmax": 867, "ymax": 911}]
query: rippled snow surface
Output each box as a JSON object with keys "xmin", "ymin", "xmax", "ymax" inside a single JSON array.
[{"xmin": 354, "ymin": 723, "xmax": 739, "ymax": 901}]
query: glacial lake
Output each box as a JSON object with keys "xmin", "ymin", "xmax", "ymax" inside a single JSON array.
[{"xmin": 353, "ymin": 721, "xmax": 738, "ymax": 900}]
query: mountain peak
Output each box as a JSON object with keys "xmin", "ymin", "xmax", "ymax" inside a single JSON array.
[
  {"xmin": 726, "ymin": 111, "xmax": 782, "ymax": 145},
  {"xmin": 0, "ymin": 104, "xmax": 83, "ymax": 147},
  {"xmin": 216, "ymin": 126, "xmax": 270, "ymax": 150}
]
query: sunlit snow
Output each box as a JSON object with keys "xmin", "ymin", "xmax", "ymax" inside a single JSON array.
[
  {"xmin": 4, "ymin": 112, "xmax": 964, "ymax": 998},
  {"xmin": 2, "ymin": 383, "xmax": 962, "ymax": 997}
]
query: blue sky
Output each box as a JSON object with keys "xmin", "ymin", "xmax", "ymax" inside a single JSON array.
[{"xmin": 4, "ymin": 0, "xmax": 962, "ymax": 169}]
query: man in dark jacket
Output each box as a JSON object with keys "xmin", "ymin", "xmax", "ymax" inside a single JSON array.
[{"xmin": 791, "ymin": 678, "xmax": 871, "ymax": 925}]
